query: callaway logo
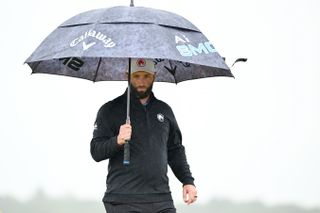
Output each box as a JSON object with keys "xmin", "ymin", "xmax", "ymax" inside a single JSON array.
[
  {"xmin": 70, "ymin": 29, "xmax": 116, "ymax": 51},
  {"xmin": 136, "ymin": 58, "xmax": 146, "ymax": 67},
  {"xmin": 157, "ymin": 113, "xmax": 164, "ymax": 122}
]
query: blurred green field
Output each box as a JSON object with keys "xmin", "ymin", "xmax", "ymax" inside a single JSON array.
[{"xmin": 1, "ymin": 192, "xmax": 319, "ymax": 213}]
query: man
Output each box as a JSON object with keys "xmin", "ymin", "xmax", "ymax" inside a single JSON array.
[{"xmin": 90, "ymin": 58, "xmax": 197, "ymax": 213}]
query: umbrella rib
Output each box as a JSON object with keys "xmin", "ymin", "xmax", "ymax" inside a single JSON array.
[
  {"xmin": 166, "ymin": 60, "xmax": 178, "ymax": 84},
  {"xmin": 93, "ymin": 58, "xmax": 102, "ymax": 82}
]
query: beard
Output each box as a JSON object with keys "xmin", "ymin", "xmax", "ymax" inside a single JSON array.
[{"xmin": 130, "ymin": 84, "xmax": 153, "ymax": 99}]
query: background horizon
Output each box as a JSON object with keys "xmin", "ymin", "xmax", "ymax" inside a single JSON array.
[{"xmin": 2, "ymin": 190, "xmax": 320, "ymax": 213}]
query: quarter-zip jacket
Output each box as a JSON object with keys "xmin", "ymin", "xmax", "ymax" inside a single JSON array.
[{"xmin": 90, "ymin": 91, "xmax": 194, "ymax": 203}]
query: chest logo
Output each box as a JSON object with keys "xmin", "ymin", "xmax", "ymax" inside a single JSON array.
[{"xmin": 157, "ymin": 113, "xmax": 165, "ymax": 122}]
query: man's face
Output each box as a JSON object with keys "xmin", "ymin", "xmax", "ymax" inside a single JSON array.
[{"xmin": 130, "ymin": 71, "xmax": 155, "ymax": 99}]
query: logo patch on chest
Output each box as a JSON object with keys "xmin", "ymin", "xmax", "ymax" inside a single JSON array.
[{"xmin": 157, "ymin": 113, "xmax": 165, "ymax": 122}]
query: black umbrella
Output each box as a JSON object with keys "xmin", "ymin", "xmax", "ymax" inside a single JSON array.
[{"xmin": 25, "ymin": 2, "xmax": 233, "ymax": 165}]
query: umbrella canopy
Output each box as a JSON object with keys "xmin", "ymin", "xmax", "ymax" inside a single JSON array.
[
  {"xmin": 26, "ymin": 6, "xmax": 233, "ymax": 83},
  {"xmin": 26, "ymin": 5, "xmax": 233, "ymax": 165}
]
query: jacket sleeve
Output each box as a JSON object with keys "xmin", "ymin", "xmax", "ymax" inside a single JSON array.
[
  {"xmin": 167, "ymin": 108, "xmax": 195, "ymax": 186},
  {"xmin": 90, "ymin": 104, "xmax": 121, "ymax": 162}
]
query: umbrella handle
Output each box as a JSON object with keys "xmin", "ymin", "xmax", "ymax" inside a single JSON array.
[
  {"xmin": 123, "ymin": 141, "xmax": 130, "ymax": 165},
  {"xmin": 123, "ymin": 117, "xmax": 131, "ymax": 165},
  {"xmin": 123, "ymin": 58, "xmax": 131, "ymax": 165}
]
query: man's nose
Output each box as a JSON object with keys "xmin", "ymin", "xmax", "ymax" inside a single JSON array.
[{"xmin": 136, "ymin": 81, "xmax": 146, "ymax": 86}]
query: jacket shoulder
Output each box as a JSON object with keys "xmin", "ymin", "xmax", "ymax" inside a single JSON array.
[
  {"xmin": 153, "ymin": 98, "xmax": 174, "ymax": 114},
  {"xmin": 98, "ymin": 94, "xmax": 125, "ymax": 114}
]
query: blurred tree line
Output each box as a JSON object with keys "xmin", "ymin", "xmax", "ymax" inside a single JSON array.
[{"xmin": 1, "ymin": 190, "xmax": 320, "ymax": 213}]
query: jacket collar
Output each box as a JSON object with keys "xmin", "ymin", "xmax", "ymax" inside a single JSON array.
[{"xmin": 122, "ymin": 88, "xmax": 156, "ymax": 107}]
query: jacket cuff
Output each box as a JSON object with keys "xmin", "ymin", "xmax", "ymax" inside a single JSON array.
[
  {"xmin": 110, "ymin": 136, "xmax": 122, "ymax": 152},
  {"xmin": 182, "ymin": 177, "xmax": 195, "ymax": 187}
]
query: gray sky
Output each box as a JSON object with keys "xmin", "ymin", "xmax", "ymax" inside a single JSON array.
[{"xmin": 1, "ymin": 0, "xmax": 320, "ymax": 208}]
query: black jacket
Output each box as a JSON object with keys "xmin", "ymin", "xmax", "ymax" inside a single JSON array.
[{"xmin": 90, "ymin": 91, "xmax": 194, "ymax": 203}]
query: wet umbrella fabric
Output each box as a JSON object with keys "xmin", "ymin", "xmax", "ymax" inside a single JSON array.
[
  {"xmin": 26, "ymin": 6, "xmax": 232, "ymax": 82},
  {"xmin": 25, "ymin": 6, "xmax": 233, "ymax": 164}
]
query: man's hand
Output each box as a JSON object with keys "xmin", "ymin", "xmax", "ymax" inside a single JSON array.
[
  {"xmin": 183, "ymin": 184, "xmax": 197, "ymax": 205},
  {"xmin": 117, "ymin": 124, "xmax": 132, "ymax": 145}
]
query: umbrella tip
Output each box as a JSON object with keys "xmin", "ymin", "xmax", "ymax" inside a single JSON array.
[{"xmin": 130, "ymin": 0, "xmax": 134, "ymax": 7}]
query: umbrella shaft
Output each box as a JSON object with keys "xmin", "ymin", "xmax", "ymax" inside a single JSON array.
[
  {"xmin": 124, "ymin": 58, "xmax": 131, "ymax": 165},
  {"xmin": 126, "ymin": 82, "xmax": 130, "ymax": 123},
  {"xmin": 126, "ymin": 58, "xmax": 131, "ymax": 124}
]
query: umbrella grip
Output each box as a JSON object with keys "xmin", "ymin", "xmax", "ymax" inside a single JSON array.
[{"xmin": 123, "ymin": 141, "xmax": 130, "ymax": 165}]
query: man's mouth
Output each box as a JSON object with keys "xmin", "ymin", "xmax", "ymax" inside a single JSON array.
[{"xmin": 137, "ymin": 87, "xmax": 146, "ymax": 91}]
